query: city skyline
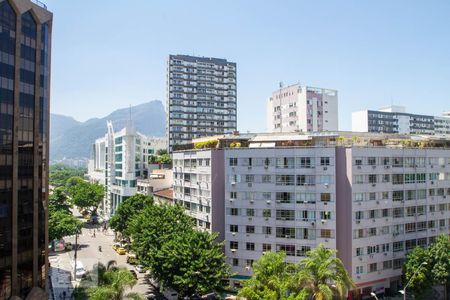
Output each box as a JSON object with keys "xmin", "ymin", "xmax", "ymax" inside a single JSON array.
[{"xmin": 46, "ymin": 0, "xmax": 450, "ymax": 132}]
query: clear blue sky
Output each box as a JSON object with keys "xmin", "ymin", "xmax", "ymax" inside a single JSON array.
[{"xmin": 47, "ymin": 0, "xmax": 450, "ymax": 132}]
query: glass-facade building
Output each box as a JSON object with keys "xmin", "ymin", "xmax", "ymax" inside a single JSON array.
[{"xmin": 0, "ymin": 0, "xmax": 52, "ymax": 298}]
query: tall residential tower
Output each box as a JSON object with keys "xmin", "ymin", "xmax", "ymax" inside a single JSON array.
[
  {"xmin": 0, "ymin": 0, "xmax": 52, "ymax": 298},
  {"xmin": 166, "ymin": 55, "xmax": 237, "ymax": 152}
]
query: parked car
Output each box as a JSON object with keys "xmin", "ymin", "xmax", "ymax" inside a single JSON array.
[
  {"xmin": 116, "ymin": 247, "xmax": 126, "ymax": 255},
  {"xmin": 135, "ymin": 265, "xmax": 145, "ymax": 273},
  {"xmin": 112, "ymin": 243, "xmax": 121, "ymax": 251},
  {"xmin": 127, "ymin": 253, "xmax": 138, "ymax": 265}
]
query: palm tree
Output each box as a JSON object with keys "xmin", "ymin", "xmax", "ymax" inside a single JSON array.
[
  {"xmin": 291, "ymin": 244, "xmax": 355, "ymax": 300},
  {"xmin": 76, "ymin": 260, "xmax": 139, "ymax": 300}
]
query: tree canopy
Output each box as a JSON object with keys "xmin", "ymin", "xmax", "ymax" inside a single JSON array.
[
  {"xmin": 404, "ymin": 234, "xmax": 450, "ymax": 299},
  {"xmin": 238, "ymin": 245, "xmax": 354, "ymax": 300},
  {"xmin": 49, "ymin": 209, "xmax": 82, "ymax": 241},
  {"xmin": 66, "ymin": 177, "xmax": 104, "ymax": 210},
  {"xmin": 49, "ymin": 164, "xmax": 86, "ymax": 188},
  {"xmin": 109, "ymin": 194, "xmax": 153, "ymax": 237}
]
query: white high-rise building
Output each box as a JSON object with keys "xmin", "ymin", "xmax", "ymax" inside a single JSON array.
[
  {"xmin": 266, "ymin": 84, "xmax": 338, "ymax": 133},
  {"xmin": 87, "ymin": 122, "xmax": 167, "ymax": 217}
]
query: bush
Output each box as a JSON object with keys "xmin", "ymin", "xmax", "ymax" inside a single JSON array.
[{"xmin": 194, "ymin": 140, "xmax": 218, "ymax": 149}]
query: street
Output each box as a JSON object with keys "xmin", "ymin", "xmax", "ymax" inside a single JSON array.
[{"xmin": 49, "ymin": 210, "xmax": 155, "ymax": 299}]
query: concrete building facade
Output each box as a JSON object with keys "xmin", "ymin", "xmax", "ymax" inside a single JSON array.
[
  {"xmin": 352, "ymin": 106, "xmax": 450, "ymax": 135},
  {"xmin": 0, "ymin": 0, "xmax": 52, "ymax": 298},
  {"xmin": 87, "ymin": 123, "xmax": 167, "ymax": 218},
  {"xmin": 166, "ymin": 55, "xmax": 237, "ymax": 152},
  {"xmin": 173, "ymin": 133, "xmax": 450, "ymax": 298},
  {"xmin": 266, "ymin": 84, "xmax": 338, "ymax": 133}
]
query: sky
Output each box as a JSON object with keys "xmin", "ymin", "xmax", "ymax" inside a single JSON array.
[{"xmin": 46, "ymin": 0, "xmax": 450, "ymax": 132}]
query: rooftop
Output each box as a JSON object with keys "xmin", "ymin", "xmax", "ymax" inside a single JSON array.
[{"xmin": 153, "ymin": 188, "xmax": 173, "ymax": 200}]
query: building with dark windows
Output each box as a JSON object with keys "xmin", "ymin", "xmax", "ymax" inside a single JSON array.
[
  {"xmin": 0, "ymin": 0, "xmax": 52, "ymax": 298},
  {"xmin": 352, "ymin": 105, "xmax": 450, "ymax": 135},
  {"xmin": 166, "ymin": 55, "xmax": 237, "ymax": 152}
]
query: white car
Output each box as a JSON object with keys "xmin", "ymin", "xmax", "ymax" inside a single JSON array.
[
  {"xmin": 71, "ymin": 260, "xmax": 86, "ymax": 278},
  {"xmin": 135, "ymin": 265, "xmax": 145, "ymax": 273}
]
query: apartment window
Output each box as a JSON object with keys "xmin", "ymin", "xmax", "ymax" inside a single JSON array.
[
  {"xmin": 320, "ymin": 229, "xmax": 332, "ymax": 238},
  {"xmin": 246, "ymin": 225, "xmax": 255, "ymax": 234},
  {"xmin": 382, "ymin": 157, "xmax": 390, "ymax": 165},
  {"xmin": 405, "ymin": 174, "xmax": 416, "ymax": 184},
  {"xmin": 263, "ymin": 209, "xmax": 271, "ymax": 218},
  {"xmin": 276, "ymin": 157, "xmax": 295, "ymax": 169},
  {"xmin": 297, "ymin": 246, "xmax": 311, "ymax": 257},
  {"xmin": 320, "ymin": 211, "xmax": 332, "ymax": 220},
  {"xmin": 356, "ymin": 266, "xmax": 364, "ymax": 274},
  {"xmin": 393, "ymin": 191, "xmax": 404, "ymax": 201},
  {"xmin": 276, "ymin": 192, "xmax": 293, "ymax": 203},
  {"xmin": 405, "ymin": 239, "xmax": 417, "ymax": 250},
  {"xmin": 277, "ymin": 244, "xmax": 296, "ymax": 256},
  {"xmin": 276, "ymin": 210, "xmax": 295, "ymax": 221},
  {"xmin": 417, "ymin": 221, "xmax": 427, "ymax": 231},
  {"xmin": 393, "ymin": 208, "xmax": 404, "ymax": 218},
  {"xmin": 230, "ymin": 192, "xmax": 237, "ymax": 199},
  {"xmin": 368, "ymin": 227, "xmax": 377, "ymax": 237},
  {"xmin": 262, "ymin": 243, "xmax": 272, "ymax": 252},
  {"xmin": 246, "ymin": 243, "xmax": 255, "ymax": 251},
  {"xmin": 383, "ymin": 260, "xmax": 392, "ymax": 270},
  {"xmin": 355, "ymin": 158, "xmax": 363, "ymax": 166},
  {"xmin": 393, "ymin": 258, "xmax": 404, "ymax": 270},
  {"xmin": 262, "ymin": 226, "xmax": 272, "ymax": 235},
  {"xmin": 355, "ymin": 211, "xmax": 363, "ymax": 220},
  {"xmin": 405, "ymin": 223, "xmax": 416, "ymax": 233},
  {"xmin": 382, "ymin": 174, "xmax": 390, "ymax": 183},
  {"xmin": 392, "ymin": 157, "xmax": 403, "ymax": 167},
  {"xmin": 232, "ymin": 258, "xmax": 239, "ymax": 266},
  {"xmin": 230, "ymin": 241, "xmax": 238, "ymax": 250},
  {"xmin": 393, "ymin": 241, "xmax": 404, "ymax": 252},
  {"xmin": 245, "ymin": 175, "xmax": 254, "ymax": 183},
  {"xmin": 276, "ymin": 175, "xmax": 295, "ymax": 186},
  {"xmin": 355, "ymin": 193, "xmax": 364, "ymax": 202},
  {"xmin": 246, "ymin": 208, "xmax": 255, "ymax": 217},
  {"xmin": 299, "ymin": 157, "xmax": 314, "ymax": 168},
  {"xmin": 276, "ymin": 227, "xmax": 296, "ymax": 239},
  {"xmin": 356, "ymin": 247, "xmax": 363, "ymax": 256},
  {"xmin": 296, "ymin": 175, "xmax": 315, "ymax": 186},
  {"xmin": 406, "ymin": 190, "xmax": 416, "ymax": 200},
  {"xmin": 297, "ymin": 193, "xmax": 316, "ymax": 204},
  {"xmin": 429, "ymin": 205, "xmax": 436, "ymax": 213},
  {"xmin": 320, "ymin": 193, "xmax": 331, "ymax": 202},
  {"xmin": 416, "ymin": 173, "xmax": 426, "ymax": 183},
  {"xmin": 229, "ymin": 158, "xmax": 237, "ymax": 166},
  {"xmin": 367, "ymin": 245, "xmax": 379, "ymax": 254},
  {"xmin": 320, "ymin": 157, "xmax": 330, "ymax": 166},
  {"xmin": 382, "ymin": 243, "xmax": 390, "ymax": 252},
  {"xmin": 382, "ymin": 209, "xmax": 389, "ymax": 218},
  {"xmin": 262, "ymin": 175, "xmax": 272, "ymax": 183},
  {"xmin": 417, "ymin": 238, "xmax": 427, "ymax": 248},
  {"xmin": 230, "ymin": 225, "xmax": 238, "ymax": 233},
  {"xmin": 368, "ymin": 157, "xmax": 377, "ymax": 165},
  {"xmin": 369, "ymin": 263, "xmax": 377, "ymax": 273},
  {"xmin": 406, "ymin": 206, "xmax": 416, "ymax": 217},
  {"xmin": 355, "ymin": 175, "xmax": 364, "ymax": 184},
  {"xmin": 229, "ymin": 208, "xmax": 239, "ymax": 216},
  {"xmin": 392, "ymin": 174, "xmax": 404, "ymax": 185}
]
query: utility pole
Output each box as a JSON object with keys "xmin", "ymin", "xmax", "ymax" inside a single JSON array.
[{"xmin": 73, "ymin": 230, "xmax": 79, "ymax": 280}]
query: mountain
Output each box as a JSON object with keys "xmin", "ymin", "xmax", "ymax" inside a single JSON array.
[{"xmin": 50, "ymin": 100, "xmax": 165, "ymax": 161}]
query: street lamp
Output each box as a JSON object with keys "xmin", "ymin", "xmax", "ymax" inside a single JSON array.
[
  {"xmin": 399, "ymin": 261, "xmax": 428, "ymax": 300},
  {"xmin": 370, "ymin": 291, "xmax": 379, "ymax": 300}
]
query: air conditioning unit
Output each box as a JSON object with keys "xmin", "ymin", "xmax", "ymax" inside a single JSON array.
[
  {"xmin": 276, "ymin": 200, "xmax": 282, "ymax": 203},
  {"xmin": 372, "ymin": 183, "xmax": 376, "ymax": 187},
  {"xmin": 376, "ymin": 200, "xmax": 380, "ymax": 204},
  {"xmin": 431, "ymin": 181, "xmax": 434, "ymax": 184},
  {"xmin": 250, "ymin": 199, "xmax": 254, "ymax": 204},
  {"xmin": 264, "ymin": 165, "xmax": 269, "ymax": 169},
  {"xmin": 356, "ymin": 220, "xmax": 361, "ymax": 224},
  {"xmin": 266, "ymin": 200, "xmax": 271, "ymax": 205},
  {"xmin": 231, "ymin": 182, "xmax": 236, "ymax": 186},
  {"xmin": 384, "ymin": 252, "xmax": 388, "ymax": 256},
  {"xmin": 359, "ymin": 257, "xmax": 362, "ymax": 261},
  {"xmin": 324, "ymin": 183, "xmax": 329, "ymax": 188},
  {"xmin": 229, "ymin": 199, "xmax": 234, "ymax": 202},
  {"xmin": 248, "ymin": 217, "xmax": 252, "ymax": 221},
  {"xmin": 246, "ymin": 234, "xmax": 250, "ymax": 237},
  {"xmin": 323, "ymin": 166, "xmax": 328, "ymax": 171},
  {"xmin": 248, "ymin": 183, "xmax": 252, "ymax": 187},
  {"xmin": 231, "ymin": 249, "xmax": 236, "ymax": 253},
  {"xmin": 231, "ymin": 232, "xmax": 236, "ymax": 236},
  {"xmin": 384, "ymin": 165, "xmax": 390, "ymax": 169},
  {"xmin": 370, "ymin": 254, "xmax": 374, "ymax": 259},
  {"xmin": 372, "ymin": 165, "xmax": 376, "ymax": 169},
  {"xmin": 248, "ymin": 166, "xmax": 252, "ymax": 170},
  {"xmin": 357, "ymin": 166, "xmax": 362, "ymax": 169},
  {"xmin": 311, "ymin": 222, "xmax": 315, "ymax": 226}
]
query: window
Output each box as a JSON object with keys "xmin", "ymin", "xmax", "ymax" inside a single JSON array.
[
  {"xmin": 320, "ymin": 193, "xmax": 331, "ymax": 202},
  {"xmin": 277, "ymin": 244, "xmax": 295, "ymax": 256},
  {"xmin": 383, "ymin": 260, "xmax": 392, "ymax": 270},
  {"xmin": 297, "ymin": 246, "xmax": 311, "ymax": 256},
  {"xmin": 355, "ymin": 211, "xmax": 363, "ymax": 220},
  {"xmin": 320, "ymin": 157, "xmax": 330, "ymax": 166},
  {"xmin": 262, "ymin": 226, "xmax": 272, "ymax": 235},
  {"xmin": 406, "ymin": 206, "xmax": 416, "ymax": 217},
  {"xmin": 246, "ymin": 225, "xmax": 255, "ymax": 234},
  {"xmin": 246, "ymin": 208, "xmax": 255, "ymax": 217},
  {"xmin": 320, "ymin": 229, "xmax": 332, "ymax": 238},
  {"xmin": 276, "ymin": 192, "xmax": 293, "ymax": 203},
  {"xmin": 297, "ymin": 193, "xmax": 316, "ymax": 204},
  {"xmin": 230, "ymin": 241, "xmax": 238, "ymax": 250},
  {"xmin": 368, "ymin": 157, "xmax": 377, "ymax": 165},
  {"xmin": 367, "ymin": 227, "xmax": 377, "ymax": 237},
  {"xmin": 263, "ymin": 209, "xmax": 271, "ymax": 218},
  {"xmin": 367, "ymin": 245, "xmax": 380, "ymax": 254},
  {"xmin": 405, "ymin": 239, "xmax": 417, "ymax": 250},
  {"xmin": 393, "ymin": 258, "xmax": 404, "ymax": 269},
  {"xmin": 296, "ymin": 175, "xmax": 315, "ymax": 186},
  {"xmin": 229, "ymin": 158, "xmax": 237, "ymax": 166},
  {"xmin": 355, "ymin": 175, "xmax": 364, "ymax": 184},
  {"xmin": 262, "ymin": 243, "xmax": 272, "ymax": 252},
  {"xmin": 276, "ymin": 210, "xmax": 295, "ymax": 221},
  {"xmin": 356, "ymin": 247, "xmax": 363, "ymax": 256},
  {"xmin": 299, "ymin": 157, "xmax": 314, "ymax": 168},
  {"xmin": 232, "ymin": 258, "xmax": 239, "ymax": 266},
  {"xmin": 276, "ymin": 227, "xmax": 295, "ymax": 238},
  {"xmin": 405, "ymin": 174, "xmax": 416, "ymax": 184},
  {"xmin": 369, "ymin": 263, "xmax": 377, "ymax": 273},
  {"xmin": 245, "ymin": 174, "xmax": 254, "ymax": 183},
  {"xmin": 276, "ymin": 175, "xmax": 295, "ymax": 186},
  {"xmin": 229, "ymin": 208, "xmax": 239, "ymax": 216},
  {"xmin": 262, "ymin": 175, "xmax": 272, "ymax": 183},
  {"xmin": 368, "ymin": 174, "xmax": 377, "ymax": 184},
  {"xmin": 230, "ymin": 225, "xmax": 238, "ymax": 233},
  {"xmin": 355, "ymin": 158, "xmax": 363, "ymax": 166},
  {"xmin": 393, "ymin": 208, "xmax": 404, "ymax": 218},
  {"xmin": 393, "ymin": 191, "xmax": 404, "ymax": 201},
  {"xmin": 246, "ymin": 243, "xmax": 255, "ymax": 251},
  {"xmin": 405, "ymin": 223, "xmax": 416, "ymax": 233},
  {"xmin": 392, "ymin": 174, "xmax": 404, "ymax": 185},
  {"xmin": 417, "ymin": 221, "xmax": 427, "ymax": 231},
  {"xmin": 393, "ymin": 241, "xmax": 404, "ymax": 252},
  {"xmin": 320, "ymin": 211, "xmax": 332, "ymax": 220},
  {"xmin": 230, "ymin": 192, "xmax": 237, "ymax": 199},
  {"xmin": 356, "ymin": 266, "xmax": 364, "ymax": 274}
]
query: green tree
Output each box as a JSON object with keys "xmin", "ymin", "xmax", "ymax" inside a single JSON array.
[
  {"xmin": 154, "ymin": 230, "xmax": 230, "ymax": 297},
  {"xmin": 156, "ymin": 149, "xmax": 168, "ymax": 156},
  {"xmin": 292, "ymin": 244, "xmax": 355, "ymax": 300},
  {"xmin": 155, "ymin": 153, "xmax": 172, "ymax": 164},
  {"xmin": 238, "ymin": 251, "xmax": 293, "ymax": 300},
  {"xmin": 129, "ymin": 204, "xmax": 195, "ymax": 270},
  {"xmin": 67, "ymin": 179, "xmax": 104, "ymax": 211},
  {"xmin": 48, "ymin": 210, "xmax": 82, "ymax": 241},
  {"xmin": 109, "ymin": 194, "xmax": 153, "ymax": 237},
  {"xmin": 78, "ymin": 260, "xmax": 138, "ymax": 300},
  {"xmin": 429, "ymin": 235, "xmax": 450, "ymax": 300},
  {"xmin": 403, "ymin": 246, "xmax": 431, "ymax": 299},
  {"xmin": 49, "ymin": 187, "xmax": 72, "ymax": 215}
]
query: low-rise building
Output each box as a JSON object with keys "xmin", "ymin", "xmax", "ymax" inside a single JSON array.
[
  {"xmin": 153, "ymin": 188, "xmax": 174, "ymax": 204},
  {"xmin": 137, "ymin": 169, "xmax": 173, "ymax": 196}
]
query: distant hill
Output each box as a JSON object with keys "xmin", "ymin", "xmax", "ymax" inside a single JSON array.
[{"xmin": 50, "ymin": 100, "xmax": 166, "ymax": 160}]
